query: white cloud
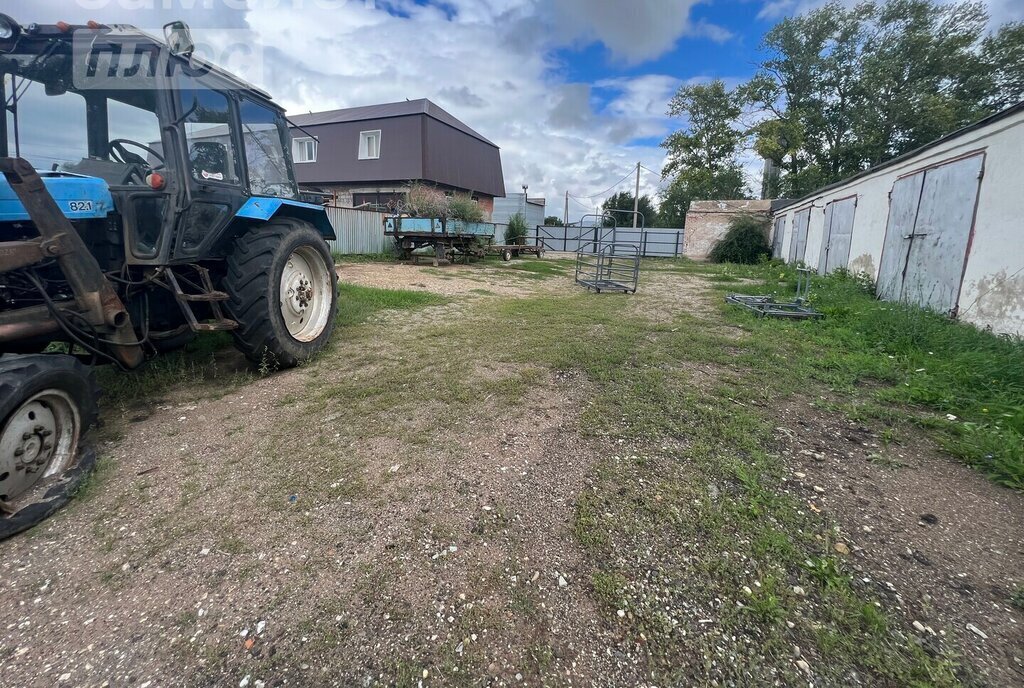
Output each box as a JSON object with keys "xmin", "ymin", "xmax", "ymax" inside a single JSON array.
[
  {"xmin": 5, "ymin": 0, "xmax": 733, "ymax": 219},
  {"xmin": 548, "ymin": 0, "xmax": 701, "ymax": 64}
]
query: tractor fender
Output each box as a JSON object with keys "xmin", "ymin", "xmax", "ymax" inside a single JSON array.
[{"xmin": 234, "ymin": 196, "xmax": 335, "ymax": 240}]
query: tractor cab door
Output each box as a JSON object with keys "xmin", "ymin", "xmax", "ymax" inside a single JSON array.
[
  {"xmin": 171, "ymin": 81, "xmax": 243, "ymax": 260},
  {"xmin": 97, "ymin": 90, "xmax": 179, "ymax": 263}
]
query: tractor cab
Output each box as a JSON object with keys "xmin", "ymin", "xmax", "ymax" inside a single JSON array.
[{"xmin": 0, "ymin": 16, "xmax": 325, "ymax": 267}]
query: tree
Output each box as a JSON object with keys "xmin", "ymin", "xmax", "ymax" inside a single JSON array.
[
  {"xmin": 544, "ymin": 215, "xmax": 564, "ymax": 227},
  {"xmin": 984, "ymin": 22, "xmax": 1024, "ymax": 110},
  {"xmin": 662, "ymin": 80, "xmax": 746, "ymax": 179},
  {"xmin": 601, "ymin": 191, "xmax": 658, "ymax": 227},
  {"xmin": 660, "ymin": 79, "xmax": 749, "ymax": 221},
  {"xmin": 743, "ymin": 0, "xmax": 1020, "ymax": 197},
  {"xmin": 658, "ymin": 168, "xmax": 746, "ymax": 228}
]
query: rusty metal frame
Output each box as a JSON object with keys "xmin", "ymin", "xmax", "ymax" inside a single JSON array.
[{"xmin": 0, "ymin": 157, "xmax": 144, "ymax": 368}]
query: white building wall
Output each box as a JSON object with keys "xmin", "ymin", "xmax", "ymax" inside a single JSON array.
[{"xmin": 772, "ymin": 106, "xmax": 1024, "ymax": 335}]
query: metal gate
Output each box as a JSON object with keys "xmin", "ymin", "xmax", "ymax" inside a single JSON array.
[
  {"xmin": 788, "ymin": 208, "xmax": 810, "ymax": 263},
  {"xmin": 771, "ymin": 216, "xmax": 786, "ymax": 258},
  {"xmin": 877, "ymin": 153, "xmax": 984, "ymax": 314},
  {"xmin": 817, "ymin": 196, "xmax": 857, "ymax": 274}
]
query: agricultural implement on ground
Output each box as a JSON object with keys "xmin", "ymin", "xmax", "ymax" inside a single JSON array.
[
  {"xmin": 385, "ymin": 216, "xmax": 495, "ymax": 264},
  {"xmin": 572, "ymin": 214, "xmax": 641, "ymax": 294},
  {"xmin": 385, "ymin": 215, "xmax": 547, "ymax": 265},
  {"xmin": 725, "ymin": 268, "xmax": 823, "ymax": 319},
  {"xmin": 0, "ymin": 16, "xmax": 339, "ymax": 537}
]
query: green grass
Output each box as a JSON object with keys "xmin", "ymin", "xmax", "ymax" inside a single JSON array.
[
  {"xmin": 385, "ymin": 283, "xmax": 966, "ymax": 683},
  {"xmin": 1012, "ymin": 586, "xmax": 1024, "ymax": 611},
  {"xmin": 709, "ymin": 262, "xmax": 1024, "ymax": 489},
  {"xmin": 96, "ymin": 331, "xmax": 246, "ymax": 409},
  {"xmin": 483, "ymin": 256, "xmax": 573, "ymax": 280},
  {"xmin": 96, "ymin": 285, "xmax": 445, "ymax": 412},
  {"xmin": 335, "ymin": 282, "xmax": 447, "ymax": 327},
  {"xmin": 333, "ymin": 251, "xmax": 397, "ymax": 264}
]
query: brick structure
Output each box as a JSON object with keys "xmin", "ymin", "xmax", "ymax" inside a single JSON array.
[{"xmin": 683, "ymin": 200, "xmax": 773, "ymax": 260}]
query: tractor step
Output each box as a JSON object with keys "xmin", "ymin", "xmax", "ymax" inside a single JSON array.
[
  {"xmin": 175, "ymin": 290, "xmax": 230, "ymax": 302},
  {"xmin": 164, "ymin": 267, "xmax": 238, "ymax": 332}
]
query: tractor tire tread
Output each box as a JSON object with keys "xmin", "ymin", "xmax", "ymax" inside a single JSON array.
[
  {"xmin": 0, "ymin": 354, "xmax": 100, "ymax": 540},
  {"xmin": 222, "ymin": 218, "xmax": 338, "ymax": 368}
]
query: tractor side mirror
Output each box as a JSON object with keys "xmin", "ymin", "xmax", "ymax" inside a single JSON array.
[{"xmin": 163, "ymin": 21, "xmax": 195, "ymax": 56}]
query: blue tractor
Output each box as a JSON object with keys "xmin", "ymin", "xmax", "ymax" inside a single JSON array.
[{"xmin": 0, "ymin": 17, "xmax": 338, "ymax": 535}]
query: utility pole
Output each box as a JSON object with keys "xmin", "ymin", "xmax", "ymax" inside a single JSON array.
[
  {"xmin": 632, "ymin": 161, "xmax": 640, "ymax": 229},
  {"xmin": 564, "ymin": 190, "xmax": 569, "ymax": 227}
]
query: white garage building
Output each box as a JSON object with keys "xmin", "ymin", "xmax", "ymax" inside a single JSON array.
[{"xmin": 772, "ymin": 102, "xmax": 1024, "ymax": 336}]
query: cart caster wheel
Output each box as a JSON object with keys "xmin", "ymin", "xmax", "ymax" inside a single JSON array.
[{"xmin": 501, "ymin": 249, "xmax": 512, "ymax": 262}]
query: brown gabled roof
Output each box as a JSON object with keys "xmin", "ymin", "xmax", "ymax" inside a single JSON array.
[{"xmin": 288, "ymin": 98, "xmax": 498, "ymax": 148}]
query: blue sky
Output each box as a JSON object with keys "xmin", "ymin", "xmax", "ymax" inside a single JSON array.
[{"xmin": 8, "ymin": 0, "xmax": 1024, "ymax": 221}]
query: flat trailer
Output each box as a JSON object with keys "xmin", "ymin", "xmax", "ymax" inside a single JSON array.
[
  {"xmin": 489, "ymin": 243, "xmax": 545, "ymax": 261},
  {"xmin": 385, "ymin": 216, "xmax": 496, "ymax": 265}
]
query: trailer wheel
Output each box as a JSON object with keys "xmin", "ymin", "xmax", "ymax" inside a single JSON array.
[
  {"xmin": 224, "ymin": 218, "xmax": 338, "ymax": 369},
  {"xmin": 0, "ymin": 354, "xmax": 99, "ymax": 539},
  {"xmin": 501, "ymin": 249, "xmax": 513, "ymax": 262}
]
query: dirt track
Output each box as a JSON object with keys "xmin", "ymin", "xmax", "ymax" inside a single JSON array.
[{"xmin": 1, "ymin": 259, "xmax": 1021, "ymax": 687}]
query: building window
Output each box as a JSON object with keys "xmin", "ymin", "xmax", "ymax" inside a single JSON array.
[
  {"xmin": 359, "ymin": 130, "xmax": 381, "ymax": 160},
  {"xmin": 293, "ymin": 137, "xmax": 316, "ymax": 163}
]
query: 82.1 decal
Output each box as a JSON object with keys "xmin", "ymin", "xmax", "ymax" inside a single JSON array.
[{"xmin": 67, "ymin": 200, "xmax": 94, "ymax": 212}]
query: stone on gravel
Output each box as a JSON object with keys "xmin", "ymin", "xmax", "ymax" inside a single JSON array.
[{"xmin": 966, "ymin": 623, "xmax": 988, "ymax": 640}]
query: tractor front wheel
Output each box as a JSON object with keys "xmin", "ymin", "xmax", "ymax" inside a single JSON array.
[
  {"xmin": 0, "ymin": 354, "xmax": 99, "ymax": 538},
  {"xmin": 224, "ymin": 218, "xmax": 338, "ymax": 369}
]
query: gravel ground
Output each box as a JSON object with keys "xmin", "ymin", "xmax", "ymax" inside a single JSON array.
[
  {"xmin": 775, "ymin": 396, "xmax": 1024, "ymax": 685},
  {"xmin": 1, "ymin": 259, "xmax": 1021, "ymax": 686}
]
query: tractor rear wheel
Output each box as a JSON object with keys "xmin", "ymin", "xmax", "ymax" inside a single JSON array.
[
  {"xmin": 224, "ymin": 218, "xmax": 338, "ymax": 369},
  {"xmin": 0, "ymin": 354, "xmax": 99, "ymax": 538}
]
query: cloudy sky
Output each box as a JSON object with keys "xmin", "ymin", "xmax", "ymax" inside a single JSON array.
[{"xmin": 6, "ymin": 0, "xmax": 1023, "ymax": 221}]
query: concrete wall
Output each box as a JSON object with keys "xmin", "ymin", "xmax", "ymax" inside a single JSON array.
[
  {"xmin": 773, "ymin": 105, "xmax": 1024, "ymax": 335},
  {"xmin": 683, "ymin": 200, "xmax": 772, "ymax": 259}
]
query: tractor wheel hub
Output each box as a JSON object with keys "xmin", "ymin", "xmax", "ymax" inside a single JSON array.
[
  {"xmin": 279, "ymin": 247, "xmax": 333, "ymax": 343},
  {"xmin": 0, "ymin": 393, "xmax": 80, "ymax": 504}
]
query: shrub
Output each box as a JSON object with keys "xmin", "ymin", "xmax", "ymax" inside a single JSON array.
[
  {"xmin": 708, "ymin": 214, "xmax": 771, "ymax": 264},
  {"xmin": 402, "ymin": 182, "xmax": 448, "ymax": 218},
  {"xmin": 448, "ymin": 193, "xmax": 485, "ymax": 223},
  {"xmin": 505, "ymin": 212, "xmax": 529, "ymax": 245}
]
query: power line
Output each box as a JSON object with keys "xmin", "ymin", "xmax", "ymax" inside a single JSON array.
[
  {"xmin": 569, "ymin": 167, "xmax": 638, "ymax": 201},
  {"xmin": 639, "ymin": 164, "xmax": 664, "ymax": 179}
]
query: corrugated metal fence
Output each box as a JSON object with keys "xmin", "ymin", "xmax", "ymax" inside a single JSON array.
[
  {"xmin": 323, "ymin": 209, "xmax": 683, "ymax": 258},
  {"xmin": 325, "ymin": 205, "xmax": 515, "ymax": 255},
  {"xmin": 324, "ymin": 206, "xmax": 388, "ymax": 255},
  {"xmin": 536, "ymin": 225, "xmax": 684, "ymax": 257}
]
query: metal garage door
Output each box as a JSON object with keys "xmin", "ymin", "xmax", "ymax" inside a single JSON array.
[
  {"xmin": 771, "ymin": 216, "xmax": 786, "ymax": 258},
  {"xmin": 788, "ymin": 208, "xmax": 810, "ymax": 263},
  {"xmin": 877, "ymin": 154, "xmax": 984, "ymax": 314},
  {"xmin": 817, "ymin": 196, "xmax": 857, "ymax": 274}
]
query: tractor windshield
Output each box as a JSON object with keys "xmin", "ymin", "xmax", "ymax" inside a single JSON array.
[{"xmin": 2, "ymin": 48, "xmax": 164, "ymax": 186}]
